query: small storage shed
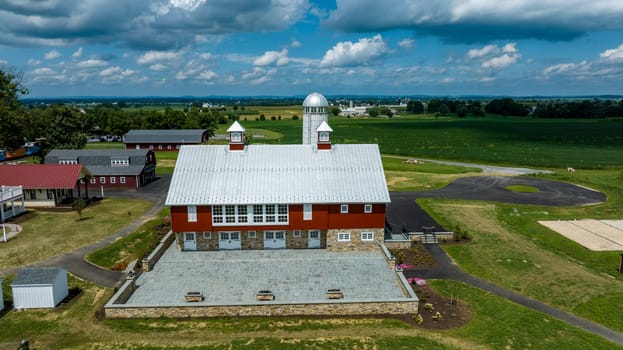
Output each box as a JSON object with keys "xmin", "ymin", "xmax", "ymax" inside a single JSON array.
[{"xmin": 11, "ymin": 268, "xmax": 68, "ymax": 309}]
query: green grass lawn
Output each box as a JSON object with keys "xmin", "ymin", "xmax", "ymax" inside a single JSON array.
[
  {"xmin": 1, "ymin": 277, "xmax": 618, "ymax": 349},
  {"xmin": 505, "ymin": 185, "xmax": 540, "ymax": 193},
  {"xmin": 85, "ymin": 208, "xmax": 170, "ymax": 269},
  {"xmin": 418, "ymin": 168, "xmax": 623, "ymax": 332},
  {"xmin": 84, "ymin": 142, "xmax": 126, "ymax": 149},
  {"xmin": 1, "ymin": 198, "xmax": 151, "ymax": 270}
]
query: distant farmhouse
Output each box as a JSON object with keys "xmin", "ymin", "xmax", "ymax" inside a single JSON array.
[
  {"xmin": 123, "ymin": 129, "xmax": 208, "ymax": 151},
  {"xmin": 166, "ymin": 93, "xmax": 390, "ymax": 252},
  {"xmin": 339, "ymin": 101, "xmax": 369, "ymax": 117},
  {"xmin": 0, "ymin": 164, "xmax": 89, "ymax": 212},
  {"xmin": 45, "ymin": 149, "xmax": 156, "ymax": 190}
]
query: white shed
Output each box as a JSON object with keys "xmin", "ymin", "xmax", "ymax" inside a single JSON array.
[{"xmin": 11, "ymin": 268, "xmax": 68, "ymax": 309}]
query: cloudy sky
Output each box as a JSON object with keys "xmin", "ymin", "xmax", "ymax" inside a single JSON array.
[{"xmin": 1, "ymin": 0, "xmax": 622, "ymax": 97}]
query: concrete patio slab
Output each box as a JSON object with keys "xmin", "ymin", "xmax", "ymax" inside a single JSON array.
[{"xmin": 126, "ymin": 245, "xmax": 409, "ymax": 307}]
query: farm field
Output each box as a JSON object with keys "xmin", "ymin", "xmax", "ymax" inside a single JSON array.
[{"xmin": 242, "ymin": 115, "xmax": 623, "ymax": 168}]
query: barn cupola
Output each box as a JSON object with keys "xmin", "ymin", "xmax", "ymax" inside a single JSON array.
[
  {"xmin": 227, "ymin": 121, "xmax": 246, "ymax": 151},
  {"xmin": 316, "ymin": 121, "xmax": 333, "ymax": 150}
]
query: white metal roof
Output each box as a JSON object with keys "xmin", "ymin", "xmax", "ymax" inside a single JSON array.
[
  {"xmin": 316, "ymin": 121, "xmax": 333, "ymax": 132},
  {"xmin": 226, "ymin": 121, "xmax": 246, "ymax": 132},
  {"xmin": 166, "ymin": 144, "xmax": 390, "ymax": 205},
  {"xmin": 303, "ymin": 92, "xmax": 328, "ymax": 107}
]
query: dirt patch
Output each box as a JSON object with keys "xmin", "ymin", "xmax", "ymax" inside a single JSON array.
[
  {"xmin": 390, "ymin": 243, "xmax": 436, "ymax": 269},
  {"xmin": 391, "ymin": 284, "xmax": 472, "ymax": 329}
]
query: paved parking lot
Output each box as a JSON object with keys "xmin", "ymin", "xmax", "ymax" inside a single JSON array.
[{"xmin": 126, "ymin": 246, "xmax": 408, "ymax": 306}]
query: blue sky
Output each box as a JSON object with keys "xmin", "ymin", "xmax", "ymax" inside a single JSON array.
[{"xmin": 1, "ymin": 0, "xmax": 622, "ymax": 97}]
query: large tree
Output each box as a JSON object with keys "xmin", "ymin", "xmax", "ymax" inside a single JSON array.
[{"xmin": 0, "ymin": 68, "xmax": 28, "ymax": 149}]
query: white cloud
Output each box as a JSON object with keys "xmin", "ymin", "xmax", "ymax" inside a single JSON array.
[
  {"xmin": 100, "ymin": 66, "xmax": 121, "ymax": 76},
  {"xmin": 600, "ymin": 43, "xmax": 623, "ymax": 61},
  {"xmin": 467, "ymin": 44, "xmax": 499, "ymax": 59},
  {"xmin": 398, "ymin": 38, "xmax": 414, "ymax": 49},
  {"xmin": 28, "ymin": 58, "xmax": 41, "ymax": 65},
  {"xmin": 254, "ymin": 49, "xmax": 289, "ymax": 67},
  {"xmin": 466, "ymin": 42, "xmax": 521, "ymax": 70},
  {"xmin": 137, "ymin": 50, "xmax": 184, "ymax": 65},
  {"xmin": 76, "ymin": 59, "xmax": 108, "ymax": 68},
  {"xmin": 291, "ymin": 40, "xmax": 302, "ymax": 48},
  {"xmin": 198, "ymin": 70, "xmax": 217, "ymax": 81},
  {"xmin": 199, "ymin": 53, "xmax": 214, "ymax": 60},
  {"xmin": 149, "ymin": 63, "xmax": 168, "ymax": 71},
  {"xmin": 170, "ymin": 0, "xmax": 207, "ymax": 11},
  {"xmin": 44, "ymin": 50, "xmax": 61, "ymax": 60},
  {"xmin": 0, "ymin": 60, "xmax": 8, "ymax": 66},
  {"xmin": 321, "ymin": 34, "xmax": 389, "ymax": 67},
  {"xmin": 479, "ymin": 76, "xmax": 496, "ymax": 83},
  {"xmin": 482, "ymin": 53, "xmax": 520, "ymax": 69},
  {"xmin": 543, "ymin": 63, "xmax": 579, "ymax": 76},
  {"xmin": 72, "ymin": 47, "xmax": 83, "ymax": 58}
]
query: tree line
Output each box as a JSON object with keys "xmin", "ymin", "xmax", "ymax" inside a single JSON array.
[
  {"xmin": 0, "ymin": 68, "xmax": 219, "ymax": 152},
  {"xmin": 406, "ymin": 97, "xmax": 623, "ymax": 118}
]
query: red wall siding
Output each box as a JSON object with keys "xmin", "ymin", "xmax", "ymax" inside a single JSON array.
[
  {"xmin": 89, "ymin": 175, "xmax": 137, "ymax": 190},
  {"xmin": 170, "ymin": 203, "xmax": 386, "ymax": 232},
  {"xmin": 327, "ymin": 204, "xmax": 385, "ymax": 229}
]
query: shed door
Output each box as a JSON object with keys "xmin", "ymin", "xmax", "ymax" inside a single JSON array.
[
  {"xmin": 183, "ymin": 232, "xmax": 196, "ymax": 251},
  {"xmin": 264, "ymin": 231, "xmax": 286, "ymax": 249},
  {"xmin": 219, "ymin": 231, "xmax": 241, "ymax": 250},
  {"xmin": 308, "ymin": 230, "xmax": 320, "ymax": 248}
]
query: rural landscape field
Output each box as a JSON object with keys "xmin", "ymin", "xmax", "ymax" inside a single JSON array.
[
  {"xmin": 2, "ymin": 0, "xmax": 623, "ymax": 348},
  {"xmin": 2, "ymin": 105, "xmax": 623, "ymax": 349}
]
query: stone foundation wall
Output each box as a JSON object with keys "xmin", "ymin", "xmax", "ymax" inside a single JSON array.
[
  {"xmin": 326, "ymin": 228, "xmax": 384, "ymax": 252},
  {"xmin": 143, "ymin": 230, "xmax": 174, "ymax": 272},
  {"xmin": 384, "ymin": 240, "xmax": 411, "ymax": 250},
  {"xmin": 175, "ymin": 230, "xmax": 329, "ymax": 251},
  {"xmin": 105, "ymin": 299, "xmax": 418, "ymax": 319}
]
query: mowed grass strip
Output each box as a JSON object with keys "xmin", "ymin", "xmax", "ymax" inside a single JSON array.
[
  {"xmin": 505, "ymin": 185, "xmax": 539, "ymax": 193},
  {"xmin": 1, "ymin": 198, "xmax": 151, "ymax": 270}
]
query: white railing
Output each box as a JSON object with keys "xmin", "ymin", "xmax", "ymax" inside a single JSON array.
[{"xmin": 0, "ymin": 186, "xmax": 23, "ymax": 202}]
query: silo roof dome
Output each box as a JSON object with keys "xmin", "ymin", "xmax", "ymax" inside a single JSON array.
[{"xmin": 303, "ymin": 92, "xmax": 328, "ymax": 107}]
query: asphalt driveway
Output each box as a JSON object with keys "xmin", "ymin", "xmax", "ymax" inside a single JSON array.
[{"xmin": 387, "ymin": 176, "xmax": 606, "ymax": 234}]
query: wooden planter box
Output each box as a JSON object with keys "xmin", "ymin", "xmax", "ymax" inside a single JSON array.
[
  {"xmin": 325, "ymin": 289, "xmax": 343, "ymax": 299},
  {"xmin": 185, "ymin": 291, "xmax": 204, "ymax": 302},
  {"xmin": 256, "ymin": 290, "xmax": 275, "ymax": 301}
]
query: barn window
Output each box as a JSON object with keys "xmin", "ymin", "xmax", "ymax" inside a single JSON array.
[
  {"xmin": 364, "ymin": 204, "xmax": 372, "ymax": 213},
  {"xmin": 338, "ymin": 232, "xmax": 351, "ymax": 242},
  {"xmin": 187, "ymin": 205, "xmax": 197, "ymax": 222},
  {"xmin": 303, "ymin": 204, "xmax": 312, "ymax": 220},
  {"xmin": 361, "ymin": 232, "xmax": 374, "ymax": 241},
  {"xmin": 340, "ymin": 204, "xmax": 348, "ymax": 214},
  {"xmin": 120, "ymin": 177, "xmax": 126, "ymax": 184}
]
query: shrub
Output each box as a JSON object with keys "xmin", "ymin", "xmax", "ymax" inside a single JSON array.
[
  {"xmin": 413, "ymin": 314, "xmax": 424, "ymax": 324},
  {"xmin": 292, "ymin": 115, "xmax": 298, "ymax": 120},
  {"xmin": 423, "ymin": 303, "xmax": 434, "ymax": 312}
]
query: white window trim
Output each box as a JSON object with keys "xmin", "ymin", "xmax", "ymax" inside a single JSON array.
[
  {"xmin": 364, "ymin": 204, "xmax": 373, "ymax": 213},
  {"xmin": 361, "ymin": 232, "xmax": 374, "ymax": 241},
  {"xmin": 248, "ymin": 231, "xmax": 256, "ymax": 239},
  {"xmin": 337, "ymin": 232, "xmax": 351, "ymax": 242},
  {"xmin": 340, "ymin": 204, "xmax": 349, "ymax": 214},
  {"xmin": 203, "ymin": 232, "xmax": 212, "ymax": 239},
  {"xmin": 293, "ymin": 230, "xmax": 301, "ymax": 238},
  {"xmin": 120, "ymin": 176, "xmax": 126, "ymax": 184},
  {"xmin": 90, "ymin": 178, "xmax": 96, "ymax": 184},
  {"xmin": 231, "ymin": 132, "xmax": 242, "ymax": 142},
  {"xmin": 110, "ymin": 176, "xmax": 116, "ymax": 184},
  {"xmin": 167, "ymin": 145, "xmax": 172, "ymax": 150},
  {"xmin": 303, "ymin": 204, "xmax": 312, "ymax": 220},
  {"xmin": 100, "ymin": 177, "xmax": 106, "ymax": 184},
  {"xmin": 187, "ymin": 205, "xmax": 197, "ymax": 222},
  {"xmin": 309, "ymin": 230, "xmax": 320, "ymax": 239},
  {"xmin": 212, "ymin": 204, "xmax": 288, "ymax": 226}
]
